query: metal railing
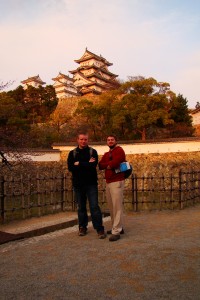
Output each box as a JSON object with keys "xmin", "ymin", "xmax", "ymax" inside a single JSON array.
[{"xmin": 1, "ymin": 170, "xmax": 200, "ymax": 223}]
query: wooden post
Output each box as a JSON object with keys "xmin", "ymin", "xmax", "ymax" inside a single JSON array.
[
  {"xmin": 134, "ymin": 174, "xmax": 138, "ymax": 212},
  {"xmin": 61, "ymin": 173, "xmax": 64, "ymax": 211},
  {"xmin": 131, "ymin": 173, "xmax": 135, "ymax": 211},
  {"xmin": 20, "ymin": 174, "xmax": 25, "ymax": 219},
  {"xmin": 0, "ymin": 176, "xmax": 5, "ymax": 223},
  {"xmin": 37, "ymin": 173, "xmax": 41, "ymax": 217},
  {"xmin": 27, "ymin": 174, "xmax": 31, "ymax": 217},
  {"xmin": 179, "ymin": 169, "xmax": 183, "ymax": 210}
]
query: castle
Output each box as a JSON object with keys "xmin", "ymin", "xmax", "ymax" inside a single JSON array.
[{"xmin": 21, "ymin": 48, "xmax": 119, "ymax": 99}]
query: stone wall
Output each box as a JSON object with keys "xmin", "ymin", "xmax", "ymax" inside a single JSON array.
[
  {"xmin": 60, "ymin": 150, "xmax": 200, "ymax": 176},
  {"xmin": 127, "ymin": 152, "xmax": 200, "ymax": 176},
  {"xmin": 1, "ymin": 151, "xmax": 200, "ymax": 178}
]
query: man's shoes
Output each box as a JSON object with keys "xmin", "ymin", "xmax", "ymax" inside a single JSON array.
[
  {"xmin": 78, "ymin": 227, "xmax": 87, "ymax": 236},
  {"xmin": 98, "ymin": 230, "xmax": 107, "ymax": 239},
  {"xmin": 109, "ymin": 234, "xmax": 120, "ymax": 242},
  {"xmin": 107, "ymin": 228, "xmax": 124, "ymax": 235}
]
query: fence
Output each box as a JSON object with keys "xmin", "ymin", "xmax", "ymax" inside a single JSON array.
[{"xmin": 1, "ymin": 170, "xmax": 200, "ymax": 223}]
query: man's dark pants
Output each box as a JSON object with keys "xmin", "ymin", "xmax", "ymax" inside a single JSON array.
[{"xmin": 74, "ymin": 185, "xmax": 104, "ymax": 232}]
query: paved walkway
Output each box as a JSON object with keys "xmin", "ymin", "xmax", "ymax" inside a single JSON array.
[
  {"xmin": 0, "ymin": 212, "xmax": 79, "ymax": 245},
  {"xmin": 0, "ymin": 205, "xmax": 200, "ymax": 299}
]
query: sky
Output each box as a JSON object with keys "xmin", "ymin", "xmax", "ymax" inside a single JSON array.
[{"xmin": 0, "ymin": 0, "xmax": 200, "ymax": 108}]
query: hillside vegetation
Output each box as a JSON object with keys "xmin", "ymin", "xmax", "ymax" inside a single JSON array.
[{"xmin": 0, "ymin": 76, "xmax": 193, "ymax": 149}]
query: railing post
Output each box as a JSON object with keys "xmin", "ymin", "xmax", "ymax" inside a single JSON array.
[
  {"xmin": 36, "ymin": 173, "xmax": 41, "ymax": 217},
  {"xmin": 134, "ymin": 174, "xmax": 138, "ymax": 212},
  {"xmin": 20, "ymin": 174, "xmax": 25, "ymax": 219},
  {"xmin": 179, "ymin": 169, "xmax": 183, "ymax": 209},
  {"xmin": 71, "ymin": 175, "xmax": 76, "ymax": 211},
  {"xmin": 0, "ymin": 175, "xmax": 5, "ymax": 223},
  {"xmin": 131, "ymin": 173, "xmax": 134, "ymax": 211},
  {"xmin": 61, "ymin": 173, "xmax": 64, "ymax": 211},
  {"xmin": 198, "ymin": 172, "xmax": 200, "ymax": 201},
  {"xmin": 170, "ymin": 173, "xmax": 173, "ymax": 209}
]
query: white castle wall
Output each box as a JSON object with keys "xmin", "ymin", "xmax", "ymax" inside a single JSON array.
[
  {"xmin": 53, "ymin": 140, "xmax": 200, "ymax": 156},
  {"xmin": 1, "ymin": 140, "xmax": 200, "ymax": 163},
  {"xmin": 1, "ymin": 150, "xmax": 61, "ymax": 162}
]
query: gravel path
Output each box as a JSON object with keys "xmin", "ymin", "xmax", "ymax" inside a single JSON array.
[{"xmin": 0, "ymin": 206, "xmax": 200, "ymax": 300}]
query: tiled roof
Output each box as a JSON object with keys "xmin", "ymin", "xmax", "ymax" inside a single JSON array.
[
  {"xmin": 52, "ymin": 72, "xmax": 73, "ymax": 82},
  {"xmin": 74, "ymin": 48, "xmax": 112, "ymax": 66},
  {"xmin": 21, "ymin": 75, "xmax": 46, "ymax": 85}
]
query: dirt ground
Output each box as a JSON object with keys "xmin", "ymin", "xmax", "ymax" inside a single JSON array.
[{"xmin": 0, "ymin": 205, "xmax": 200, "ymax": 299}]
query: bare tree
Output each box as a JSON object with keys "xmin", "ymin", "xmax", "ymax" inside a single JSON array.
[{"xmin": 0, "ymin": 80, "xmax": 14, "ymax": 91}]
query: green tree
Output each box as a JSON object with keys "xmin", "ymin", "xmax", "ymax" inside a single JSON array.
[
  {"xmin": 0, "ymin": 82, "xmax": 58, "ymax": 151},
  {"xmin": 50, "ymin": 99, "xmax": 76, "ymax": 135},
  {"xmin": 119, "ymin": 77, "xmax": 175, "ymax": 140},
  {"xmin": 37, "ymin": 85, "xmax": 58, "ymax": 114},
  {"xmin": 17, "ymin": 85, "xmax": 58, "ymax": 124},
  {"xmin": 168, "ymin": 94, "xmax": 193, "ymax": 137},
  {"xmin": 170, "ymin": 94, "xmax": 192, "ymax": 124},
  {"xmin": 7, "ymin": 85, "xmax": 25, "ymax": 103},
  {"xmin": 29, "ymin": 124, "xmax": 59, "ymax": 148},
  {"xmin": 74, "ymin": 92, "xmax": 118, "ymax": 140},
  {"xmin": 0, "ymin": 92, "xmax": 27, "ymax": 127},
  {"xmin": 0, "ymin": 92, "xmax": 30, "ymax": 147},
  {"xmin": 74, "ymin": 98, "xmax": 98, "ymax": 137}
]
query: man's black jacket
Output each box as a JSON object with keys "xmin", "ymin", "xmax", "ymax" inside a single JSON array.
[{"xmin": 67, "ymin": 146, "xmax": 98, "ymax": 187}]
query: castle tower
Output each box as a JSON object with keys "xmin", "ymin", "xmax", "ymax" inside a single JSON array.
[
  {"xmin": 21, "ymin": 75, "xmax": 46, "ymax": 89},
  {"xmin": 52, "ymin": 72, "xmax": 79, "ymax": 99},
  {"xmin": 69, "ymin": 48, "xmax": 119, "ymax": 95}
]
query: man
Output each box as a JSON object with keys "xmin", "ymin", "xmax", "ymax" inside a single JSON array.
[
  {"xmin": 67, "ymin": 132, "xmax": 106, "ymax": 239},
  {"xmin": 99, "ymin": 135, "xmax": 125, "ymax": 242}
]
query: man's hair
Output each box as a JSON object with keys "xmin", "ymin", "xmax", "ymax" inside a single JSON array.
[
  {"xmin": 106, "ymin": 134, "xmax": 118, "ymax": 141},
  {"xmin": 77, "ymin": 131, "xmax": 89, "ymax": 138}
]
